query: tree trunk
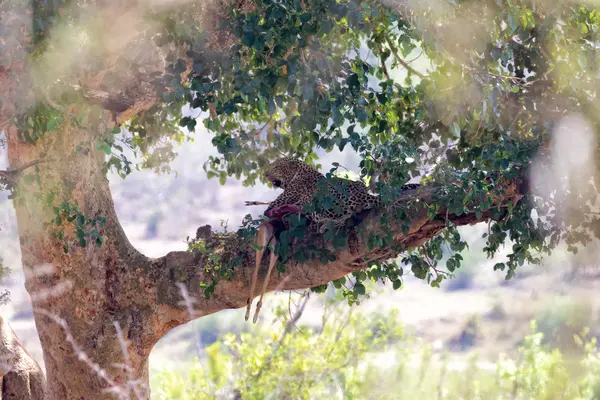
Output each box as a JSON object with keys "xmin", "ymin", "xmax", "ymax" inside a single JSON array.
[
  {"xmin": 6, "ymin": 121, "xmax": 156, "ymax": 399},
  {"xmin": 0, "ymin": 316, "xmax": 45, "ymax": 400}
]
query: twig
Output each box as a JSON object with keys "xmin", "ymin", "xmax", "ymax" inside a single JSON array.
[
  {"xmin": 288, "ymin": 291, "xmax": 294, "ymax": 321},
  {"xmin": 250, "ymin": 117, "xmax": 274, "ymax": 137},
  {"xmin": 36, "ymin": 308, "xmax": 150, "ymax": 399},
  {"xmin": 252, "ymin": 291, "xmax": 310, "ymax": 382},
  {"xmin": 287, "ymin": 291, "xmax": 304, "ymax": 334},
  {"xmin": 176, "ymin": 283, "xmax": 213, "ymax": 393},
  {"xmin": 0, "ymin": 159, "xmax": 45, "ymax": 183},
  {"xmin": 385, "ymin": 36, "xmax": 426, "ymax": 79},
  {"xmin": 407, "ymin": 49, "xmax": 424, "ymax": 63},
  {"xmin": 113, "ymin": 322, "xmax": 147, "ymax": 400},
  {"xmin": 0, "ymin": 117, "xmax": 11, "ymax": 133},
  {"xmin": 44, "ymin": 89, "xmax": 77, "ymax": 119},
  {"xmin": 323, "ymin": 307, "xmax": 353, "ymax": 361},
  {"xmin": 461, "ymin": 64, "xmax": 548, "ymax": 88}
]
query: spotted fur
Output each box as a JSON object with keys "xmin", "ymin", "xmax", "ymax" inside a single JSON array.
[{"xmin": 263, "ymin": 157, "xmax": 419, "ymax": 228}]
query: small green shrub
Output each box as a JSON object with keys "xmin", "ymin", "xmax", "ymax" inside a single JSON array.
[
  {"xmin": 447, "ymin": 315, "xmax": 483, "ymax": 351},
  {"xmin": 535, "ymin": 298, "xmax": 595, "ymax": 354}
]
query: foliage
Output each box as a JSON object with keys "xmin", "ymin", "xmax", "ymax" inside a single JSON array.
[
  {"xmin": 45, "ymin": 200, "xmax": 107, "ymax": 253},
  {"xmin": 10, "ymin": 163, "xmax": 108, "ymax": 254},
  {"xmin": 0, "ymin": 254, "xmax": 8, "ymax": 306},
  {"xmin": 152, "ymin": 301, "xmax": 600, "ymax": 400},
  {"xmin": 535, "ymin": 298, "xmax": 595, "ymax": 354}
]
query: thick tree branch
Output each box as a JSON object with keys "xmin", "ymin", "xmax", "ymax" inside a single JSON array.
[{"xmin": 147, "ymin": 174, "xmax": 528, "ymax": 326}]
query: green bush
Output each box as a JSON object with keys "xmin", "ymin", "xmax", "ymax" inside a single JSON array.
[
  {"xmin": 152, "ymin": 304, "xmax": 600, "ymax": 400},
  {"xmin": 535, "ymin": 298, "xmax": 595, "ymax": 354}
]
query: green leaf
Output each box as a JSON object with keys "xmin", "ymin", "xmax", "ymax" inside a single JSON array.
[
  {"xmin": 303, "ymin": 85, "xmax": 314, "ymax": 101},
  {"xmin": 354, "ymin": 282, "xmax": 366, "ymax": 295},
  {"xmin": 95, "ymin": 142, "xmax": 112, "ymax": 155},
  {"xmin": 508, "ymin": 12, "xmax": 518, "ymax": 32},
  {"xmin": 186, "ymin": 119, "xmax": 197, "ymax": 132},
  {"xmin": 22, "ymin": 174, "xmax": 35, "ymax": 185},
  {"xmin": 46, "ymin": 118, "xmax": 60, "ymax": 132},
  {"xmin": 179, "ymin": 117, "xmax": 191, "ymax": 127},
  {"xmin": 332, "ymin": 105, "xmax": 344, "ymax": 126},
  {"xmin": 267, "ymin": 99, "xmax": 276, "ymax": 115},
  {"xmin": 333, "ymin": 277, "xmax": 346, "ymax": 288},
  {"xmin": 450, "ymin": 122, "xmax": 461, "ymax": 137}
]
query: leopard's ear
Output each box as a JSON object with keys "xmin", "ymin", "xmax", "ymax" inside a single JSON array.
[{"xmin": 275, "ymin": 148, "xmax": 289, "ymax": 158}]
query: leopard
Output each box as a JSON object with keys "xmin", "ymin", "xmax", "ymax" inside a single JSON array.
[
  {"xmin": 249, "ymin": 156, "xmax": 420, "ymax": 228},
  {"xmin": 244, "ymin": 156, "xmax": 420, "ymax": 324},
  {"xmin": 266, "ymin": 157, "xmax": 376, "ymax": 226}
]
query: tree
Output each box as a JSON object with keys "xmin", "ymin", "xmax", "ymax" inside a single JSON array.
[{"xmin": 0, "ymin": 0, "xmax": 598, "ymax": 398}]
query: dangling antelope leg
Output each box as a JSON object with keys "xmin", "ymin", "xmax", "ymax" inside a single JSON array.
[
  {"xmin": 246, "ymin": 204, "xmax": 302, "ymax": 323},
  {"xmin": 253, "ymin": 237, "xmax": 278, "ymax": 323},
  {"xmin": 245, "ymin": 221, "xmax": 275, "ymax": 321}
]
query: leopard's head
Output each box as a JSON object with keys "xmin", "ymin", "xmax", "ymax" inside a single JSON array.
[{"xmin": 265, "ymin": 157, "xmax": 311, "ymax": 189}]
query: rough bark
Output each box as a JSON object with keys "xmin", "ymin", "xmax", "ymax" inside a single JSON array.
[{"xmin": 0, "ymin": 316, "xmax": 45, "ymax": 400}]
